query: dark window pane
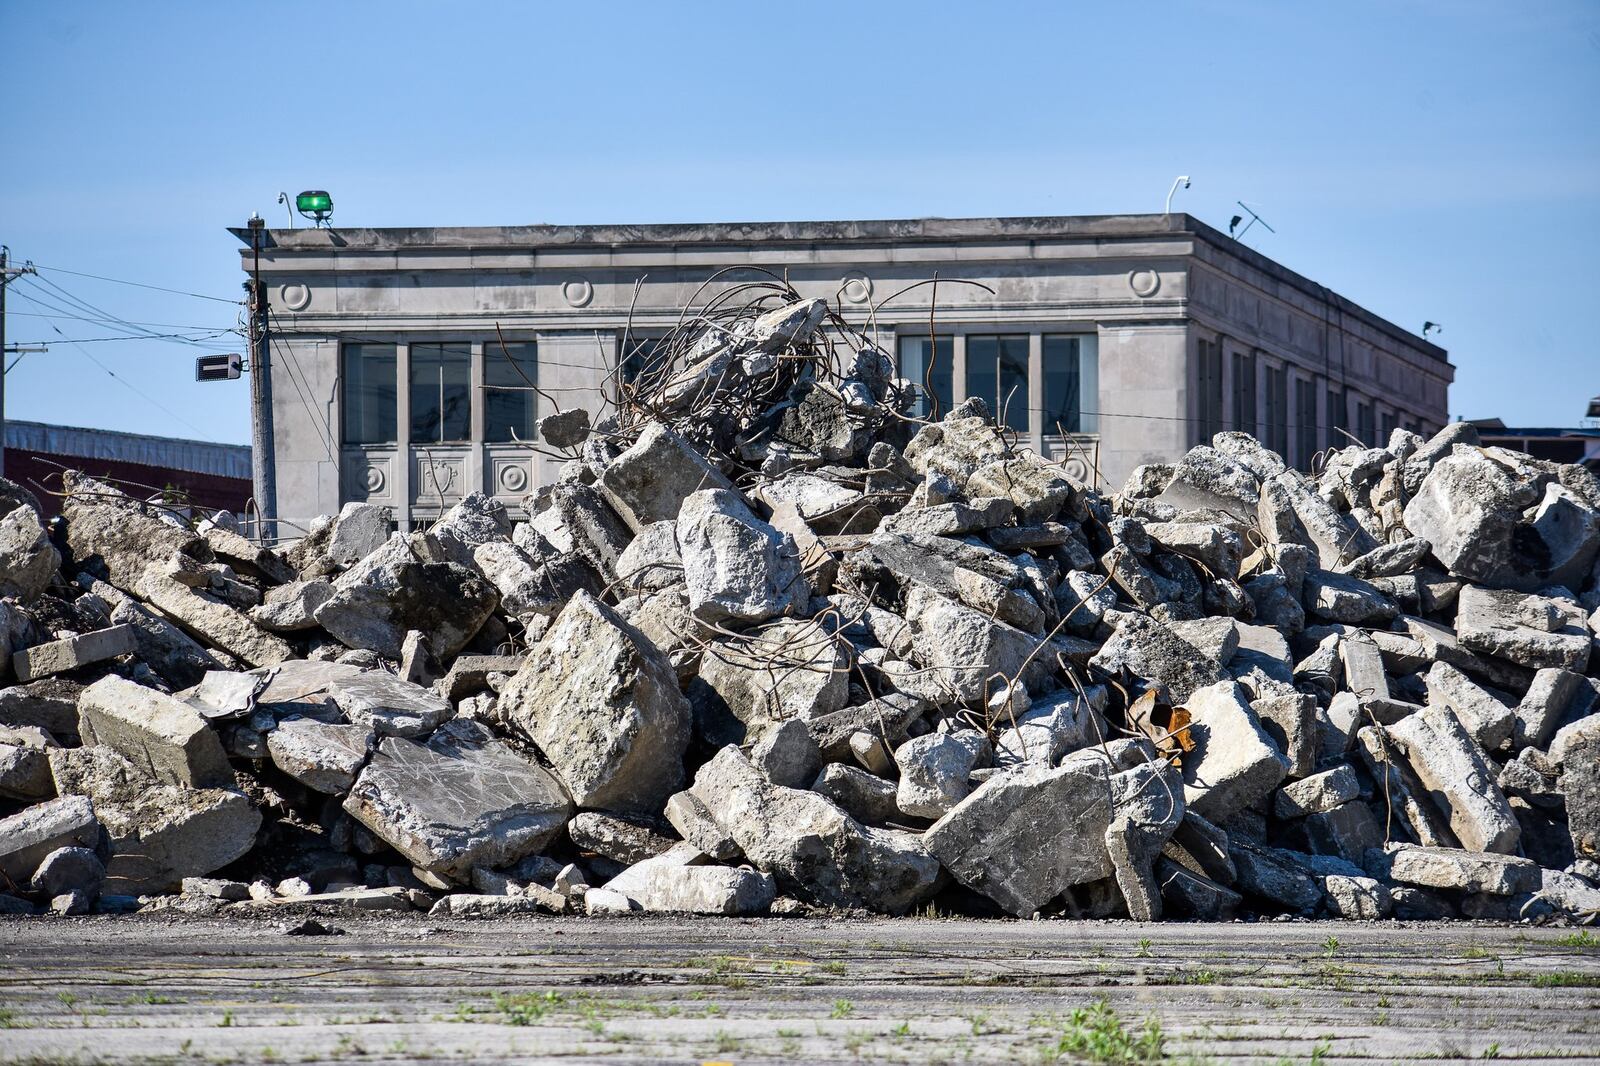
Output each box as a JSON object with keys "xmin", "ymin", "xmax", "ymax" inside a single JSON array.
[
  {"xmin": 1232, "ymin": 351, "xmax": 1256, "ymax": 434},
  {"xmin": 485, "ymin": 341, "xmax": 536, "ymax": 443},
  {"xmin": 1295, "ymin": 376, "xmax": 1319, "ymax": 470},
  {"xmin": 409, "ymin": 343, "xmax": 472, "ymax": 443},
  {"xmin": 619, "ymin": 335, "xmax": 671, "ymax": 389},
  {"xmin": 966, "ymin": 334, "xmax": 1029, "ymax": 432},
  {"xmin": 341, "ymin": 343, "xmax": 397, "ymax": 444},
  {"xmin": 1265, "ymin": 364, "xmax": 1289, "ymax": 457},
  {"xmin": 1044, "ymin": 335, "xmax": 1097, "ymax": 434},
  {"xmin": 896, "ymin": 336, "xmax": 953, "ymax": 419},
  {"xmin": 1197, "ymin": 338, "xmax": 1224, "ymax": 442}
]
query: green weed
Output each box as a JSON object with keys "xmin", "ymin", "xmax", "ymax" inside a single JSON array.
[{"xmin": 1051, "ymin": 999, "xmax": 1164, "ymax": 1064}]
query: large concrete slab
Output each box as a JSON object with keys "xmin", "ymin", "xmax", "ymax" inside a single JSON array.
[{"xmin": 0, "ymin": 916, "xmax": 1593, "ymax": 1064}]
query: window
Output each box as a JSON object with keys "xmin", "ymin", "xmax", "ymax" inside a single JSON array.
[
  {"xmin": 1295, "ymin": 376, "xmax": 1319, "ymax": 470},
  {"xmin": 1043, "ymin": 334, "xmax": 1098, "ymax": 434},
  {"xmin": 1327, "ymin": 387, "xmax": 1347, "ymax": 443},
  {"xmin": 485, "ymin": 341, "xmax": 537, "ymax": 443},
  {"xmin": 1356, "ymin": 399, "xmax": 1375, "ymax": 447},
  {"xmin": 1197, "ymin": 338, "xmax": 1224, "ymax": 442},
  {"xmin": 619, "ymin": 335, "xmax": 670, "ymax": 389},
  {"xmin": 341, "ymin": 343, "xmax": 397, "ymax": 445},
  {"xmin": 1231, "ymin": 350, "xmax": 1256, "ymax": 435},
  {"xmin": 1380, "ymin": 410, "xmax": 1397, "ymax": 446},
  {"xmin": 967, "ymin": 334, "xmax": 1030, "ymax": 431},
  {"xmin": 410, "ymin": 342, "xmax": 471, "ymax": 443},
  {"xmin": 1264, "ymin": 363, "xmax": 1288, "ymax": 457},
  {"xmin": 896, "ymin": 336, "xmax": 953, "ymax": 419}
]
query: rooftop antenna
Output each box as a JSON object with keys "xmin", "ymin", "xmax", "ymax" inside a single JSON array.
[
  {"xmin": 1231, "ymin": 201, "xmax": 1276, "ymax": 241},
  {"xmin": 1164, "ymin": 175, "xmax": 1191, "ymax": 219}
]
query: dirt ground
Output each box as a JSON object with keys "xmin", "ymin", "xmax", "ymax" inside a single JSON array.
[{"xmin": 0, "ymin": 912, "xmax": 1596, "ymax": 1064}]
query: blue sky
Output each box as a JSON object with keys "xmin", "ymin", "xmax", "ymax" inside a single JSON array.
[{"xmin": 3, "ymin": 1, "xmax": 1596, "ymax": 445}]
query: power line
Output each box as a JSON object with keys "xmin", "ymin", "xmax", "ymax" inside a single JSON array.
[
  {"xmin": 30, "ymin": 263, "xmax": 239, "ymax": 303},
  {"xmin": 6, "ymin": 288, "xmax": 238, "ymax": 349},
  {"xmin": 27, "ymin": 272, "xmax": 182, "ymax": 346},
  {"xmin": 6, "ymin": 330, "xmax": 239, "ymax": 345},
  {"xmin": 34, "ymin": 318, "xmax": 209, "ymax": 436}
]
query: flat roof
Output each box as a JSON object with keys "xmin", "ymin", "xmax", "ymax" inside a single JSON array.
[
  {"xmin": 4, "ymin": 420, "xmax": 251, "ymax": 480},
  {"xmin": 231, "ymin": 212, "xmax": 1447, "ymax": 361}
]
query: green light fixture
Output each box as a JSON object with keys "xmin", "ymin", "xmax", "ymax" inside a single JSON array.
[{"xmin": 295, "ymin": 190, "xmax": 333, "ymax": 227}]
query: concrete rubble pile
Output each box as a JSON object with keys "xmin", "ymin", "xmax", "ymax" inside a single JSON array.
[{"xmin": 2, "ymin": 287, "xmax": 1599, "ymax": 925}]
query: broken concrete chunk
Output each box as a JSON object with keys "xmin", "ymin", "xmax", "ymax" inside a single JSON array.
[
  {"xmin": 606, "ymin": 859, "xmax": 776, "ymax": 916},
  {"xmin": 599, "ymin": 423, "xmax": 734, "ymax": 532},
  {"xmin": 1403, "ymin": 447, "xmax": 1548, "ymax": 589},
  {"xmin": 746, "ymin": 718, "xmax": 824, "ymax": 789},
  {"xmin": 138, "ymin": 569, "xmax": 294, "ymax": 668},
  {"xmin": 1387, "ymin": 844, "xmax": 1539, "ymax": 896},
  {"xmin": 1229, "ymin": 842, "xmax": 1323, "ymax": 914},
  {"xmin": 924, "ymin": 754, "xmax": 1116, "ymax": 917},
  {"xmin": 811, "ymin": 763, "xmax": 900, "ymax": 826},
  {"xmin": 250, "ymin": 580, "xmax": 334, "ymax": 632},
  {"xmin": 1104, "ymin": 760, "xmax": 1186, "ymax": 921},
  {"xmin": 77, "ymin": 675, "xmax": 233, "ymax": 789},
  {"xmin": 567, "ymin": 811, "xmax": 677, "ymax": 866},
  {"xmin": 326, "ymin": 671, "xmax": 452, "ymax": 739},
  {"xmin": 1515, "ymin": 668, "xmax": 1591, "ymax": 751},
  {"xmin": 692, "ymin": 618, "xmax": 848, "ymax": 746},
  {"xmin": 498, "ymin": 591, "xmax": 690, "ymax": 813},
  {"xmin": 663, "ymin": 790, "xmax": 741, "ymax": 862},
  {"xmin": 1387, "ymin": 705, "xmax": 1520, "ymax": 854},
  {"xmin": 1455, "ymin": 584, "xmax": 1591, "ymax": 672},
  {"xmin": 343, "ymin": 719, "xmax": 572, "ymax": 881},
  {"xmin": 61, "ymin": 472, "xmax": 206, "ymax": 591},
  {"xmin": 1088, "ymin": 613, "xmax": 1219, "ymax": 704},
  {"xmin": 677, "ymin": 488, "xmax": 808, "ymax": 624},
  {"xmin": 688, "ymin": 746, "xmax": 937, "ymax": 913},
  {"xmin": 993, "ymin": 688, "xmax": 1104, "ymax": 768},
  {"xmin": 1424, "ymin": 660, "xmax": 1514, "ymax": 751},
  {"xmin": 1155, "ymin": 446, "xmax": 1260, "ymax": 520},
  {"xmin": 538, "ymin": 407, "xmax": 591, "ymax": 450},
  {"xmin": 1178, "ymin": 681, "xmax": 1289, "ymax": 821},
  {"xmin": 965, "ymin": 456, "xmax": 1076, "ymax": 524},
  {"xmin": 13, "ymin": 624, "xmax": 138, "ymax": 682},
  {"xmin": 314, "ymin": 558, "xmax": 498, "ymax": 661},
  {"xmin": 613, "ymin": 520, "xmax": 684, "ymax": 595},
  {"xmin": 903, "ymin": 584, "xmax": 1040, "ymax": 704},
  {"xmin": 1303, "ymin": 569, "xmax": 1398, "ymax": 626},
  {"xmin": 267, "ymin": 719, "xmax": 372, "ymax": 794},
  {"xmin": 96, "ymin": 783, "xmax": 261, "ymax": 896},
  {"xmin": 1275, "ymin": 765, "xmax": 1361, "ymax": 819},
  {"xmin": 0, "ymin": 795, "xmax": 100, "ymax": 885},
  {"xmin": 894, "ymin": 733, "xmax": 980, "ymax": 819},
  {"xmin": 1558, "ymin": 716, "xmax": 1600, "ymax": 861},
  {"xmin": 1157, "ymin": 857, "xmax": 1241, "ymax": 920},
  {"xmin": 0, "ymin": 504, "xmax": 60, "ymax": 600}
]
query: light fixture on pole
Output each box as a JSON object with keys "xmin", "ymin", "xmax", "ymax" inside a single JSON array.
[
  {"xmin": 1164, "ymin": 175, "xmax": 1191, "ymax": 219},
  {"xmin": 295, "ymin": 190, "xmax": 334, "ymax": 228},
  {"xmin": 1423, "ymin": 321, "xmax": 1442, "ymax": 339}
]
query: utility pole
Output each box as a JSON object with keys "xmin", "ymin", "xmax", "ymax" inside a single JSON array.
[
  {"xmin": 0, "ymin": 246, "xmax": 39, "ymax": 478},
  {"xmin": 245, "ymin": 216, "xmax": 277, "ymax": 543}
]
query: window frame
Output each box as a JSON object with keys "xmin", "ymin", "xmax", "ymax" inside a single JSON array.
[
  {"xmin": 339, "ymin": 342, "xmax": 399, "ymax": 446},
  {"xmin": 483, "ymin": 339, "xmax": 538, "ymax": 444}
]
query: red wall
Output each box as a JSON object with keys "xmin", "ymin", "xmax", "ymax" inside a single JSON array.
[{"xmin": 4, "ymin": 447, "xmax": 253, "ymax": 521}]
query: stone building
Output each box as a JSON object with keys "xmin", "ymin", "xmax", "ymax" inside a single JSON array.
[{"xmin": 231, "ymin": 213, "xmax": 1451, "ymax": 532}]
